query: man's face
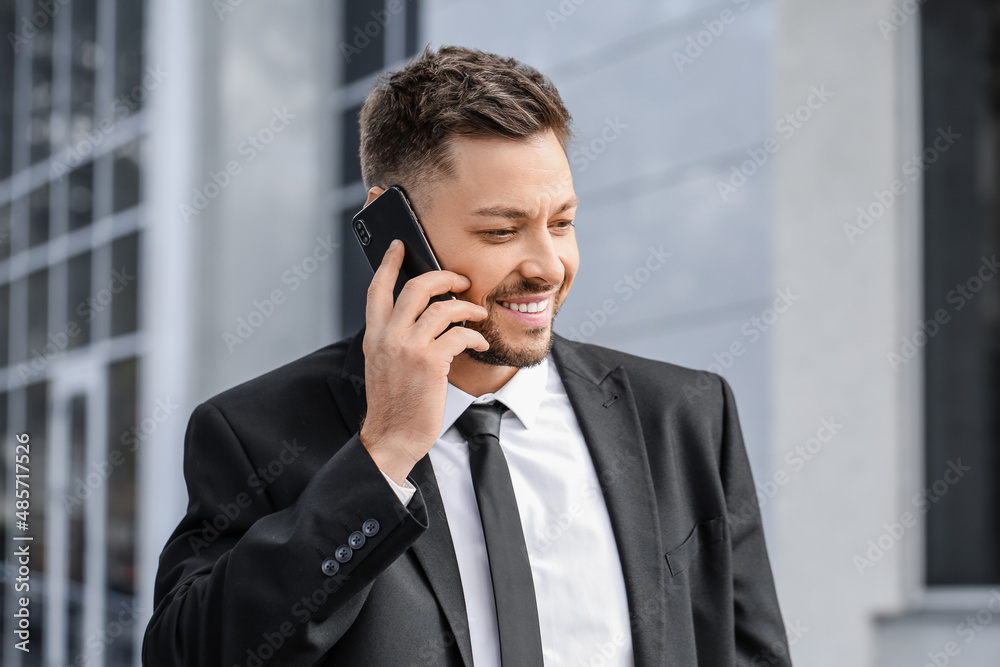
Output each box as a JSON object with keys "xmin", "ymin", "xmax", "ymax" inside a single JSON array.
[{"xmin": 417, "ymin": 129, "xmax": 579, "ymax": 368}]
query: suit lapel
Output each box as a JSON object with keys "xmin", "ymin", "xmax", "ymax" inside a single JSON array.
[
  {"xmin": 551, "ymin": 335, "xmax": 667, "ymax": 666},
  {"xmin": 326, "ymin": 330, "xmax": 475, "ymax": 667}
]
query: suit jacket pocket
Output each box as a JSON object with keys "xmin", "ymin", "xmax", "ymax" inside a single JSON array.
[{"xmin": 664, "ymin": 515, "xmax": 726, "ymax": 577}]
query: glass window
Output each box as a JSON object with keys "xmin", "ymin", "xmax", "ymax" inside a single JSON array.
[
  {"xmin": 25, "ymin": 381, "xmax": 48, "ymax": 574},
  {"xmin": 343, "ymin": 0, "xmax": 386, "ymax": 83},
  {"xmin": 114, "ymin": 0, "xmax": 145, "ymax": 105},
  {"xmin": 405, "ymin": 1, "xmax": 420, "ymax": 57},
  {"xmin": 0, "ymin": 2, "xmax": 14, "ymax": 181},
  {"xmin": 10, "ymin": 278, "xmax": 26, "ymax": 365},
  {"xmin": 29, "ymin": 183, "xmax": 49, "ymax": 247},
  {"xmin": 71, "ymin": 0, "xmax": 98, "ymax": 147},
  {"xmin": 67, "ymin": 394, "xmax": 87, "ymax": 659},
  {"xmin": 106, "ymin": 357, "xmax": 138, "ymax": 664},
  {"xmin": 112, "ymin": 140, "xmax": 141, "ymax": 214},
  {"xmin": 29, "ymin": 1, "xmax": 53, "ymax": 165},
  {"xmin": 0, "ymin": 203, "xmax": 10, "ymax": 260},
  {"xmin": 26, "ymin": 269, "xmax": 48, "ymax": 362},
  {"xmin": 69, "ymin": 163, "xmax": 94, "ymax": 231},
  {"xmin": 0, "ymin": 0, "xmax": 146, "ymax": 660},
  {"xmin": 67, "ymin": 251, "xmax": 92, "ymax": 350},
  {"xmin": 340, "ymin": 104, "xmax": 363, "ymax": 186},
  {"xmin": 921, "ymin": 0, "xmax": 1000, "ymax": 585},
  {"xmin": 110, "ymin": 232, "xmax": 139, "ymax": 336},
  {"xmin": 0, "ymin": 283, "xmax": 8, "ymax": 368},
  {"xmin": 0, "ymin": 390, "xmax": 7, "ymax": 622}
]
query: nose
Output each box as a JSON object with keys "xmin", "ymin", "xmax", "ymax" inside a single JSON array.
[{"xmin": 519, "ymin": 227, "xmax": 565, "ymax": 287}]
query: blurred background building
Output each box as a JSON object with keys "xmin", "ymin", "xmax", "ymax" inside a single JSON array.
[{"xmin": 0, "ymin": 0, "xmax": 997, "ymax": 665}]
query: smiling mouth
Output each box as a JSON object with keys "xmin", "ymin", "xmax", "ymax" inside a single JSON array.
[{"xmin": 497, "ymin": 298, "xmax": 551, "ymax": 314}]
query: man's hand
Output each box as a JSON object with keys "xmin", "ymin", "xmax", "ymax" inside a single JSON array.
[{"xmin": 360, "ymin": 240, "xmax": 489, "ymax": 485}]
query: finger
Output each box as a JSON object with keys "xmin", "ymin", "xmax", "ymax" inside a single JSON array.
[
  {"xmin": 410, "ymin": 299, "xmax": 489, "ymax": 340},
  {"xmin": 434, "ymin": 324, "xmax": 490, "ymax": 359},
  {"xmin": 365, "ymin": 240, "xmax": 404, "ymax": 333},
  {"xmin": 392, "ymin": 270, "xmax": 473, "ymax": 324}
]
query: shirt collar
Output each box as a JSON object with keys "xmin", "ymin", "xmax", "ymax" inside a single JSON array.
[{"xmin": 439, "ymin": 355, "xmax": 549, "ymax": 439}]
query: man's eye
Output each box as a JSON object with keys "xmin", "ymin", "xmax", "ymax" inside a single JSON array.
[
  {"xmin": 552, "ymin": 220, "xmax": 575, "ymax": 231},
  {"xmin": 483, "ymin": 229, "xmax": 515, "ymax": 239}
]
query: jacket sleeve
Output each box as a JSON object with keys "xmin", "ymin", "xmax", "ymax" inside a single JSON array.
[
  {"xmin": 717, "ymin": 376, "xmax": 793, "ymax": 666},
  {"xmin": 142, "ymin": 401, "xmax": 428, "ymax": 667}
]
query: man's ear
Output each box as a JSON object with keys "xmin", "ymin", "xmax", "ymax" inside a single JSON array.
[{"xmin": 363, "ymin": 186, "xmax": 385, "ymax": 208}]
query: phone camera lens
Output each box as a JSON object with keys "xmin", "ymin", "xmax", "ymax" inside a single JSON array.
[{"xmin": 354, "ymin": 219, "xmax": 372, "ymax": 246}]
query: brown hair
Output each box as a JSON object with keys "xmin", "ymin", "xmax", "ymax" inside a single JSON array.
[{"xmin": 359, "ymin": 45, "xmax": 572, "ymax": 199}]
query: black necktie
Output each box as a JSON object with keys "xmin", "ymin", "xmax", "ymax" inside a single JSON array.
[{"xmin": 453, "ymin": 401, "xmax": 544, "ymax": 665}]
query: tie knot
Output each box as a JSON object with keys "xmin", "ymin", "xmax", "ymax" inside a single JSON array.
[{"xmin": 454, "ymin": 401, "xmax": 507, "ymax": 444}]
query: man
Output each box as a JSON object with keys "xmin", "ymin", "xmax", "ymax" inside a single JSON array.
[{"xmin": 144, "ymin": 46, "xmax": 790, "ymax": 666}]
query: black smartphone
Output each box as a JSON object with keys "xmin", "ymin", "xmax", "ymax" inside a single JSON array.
[{"xmin": 352, "ymin": 186, "xmax": 460, "ymax": 321}]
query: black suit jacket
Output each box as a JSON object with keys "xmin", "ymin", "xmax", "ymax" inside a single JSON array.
[{"xmin": 143, "ymin": 331, "xmax": 790, "ymax": 666}]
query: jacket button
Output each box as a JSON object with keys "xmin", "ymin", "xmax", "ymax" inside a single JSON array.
[
  {"xmin": 321, "ymin": 558, "xmax": 339, "ymax": 576},
  {"xmin": 349, "ymin": 531, "xmax": 366, "ymax": 549},
  {"xmin": 335, "ymin": 545, "xmax": 353, "ymax": 563},
  {"xmin": 362, "ymin": 519, "xmax": 380, "ymax": 537}
]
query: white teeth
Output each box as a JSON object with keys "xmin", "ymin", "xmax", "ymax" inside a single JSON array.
[{"xmin": 499, "ymin": 299, "xmax": 550, "ymax": 314}]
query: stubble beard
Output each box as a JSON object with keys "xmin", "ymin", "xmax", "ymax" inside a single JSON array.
[{"xmin": 461, "ymin": 283, "xmax": 563, "ymax": 368}]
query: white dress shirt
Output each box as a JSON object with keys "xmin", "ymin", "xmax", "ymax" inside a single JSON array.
[{"xmin": 382, "ymin": 356, "xmax": 634, "ymax": 666}]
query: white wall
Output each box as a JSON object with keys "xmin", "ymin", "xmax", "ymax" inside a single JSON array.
[{"xmin": 771, "ymin": 0, "xmax": 921, "ymax": 664}]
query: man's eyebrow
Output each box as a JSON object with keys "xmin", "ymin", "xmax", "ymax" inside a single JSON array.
[{"xmin": 471, "ymin": 195, "xmax": 580, "ymax": 220}]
